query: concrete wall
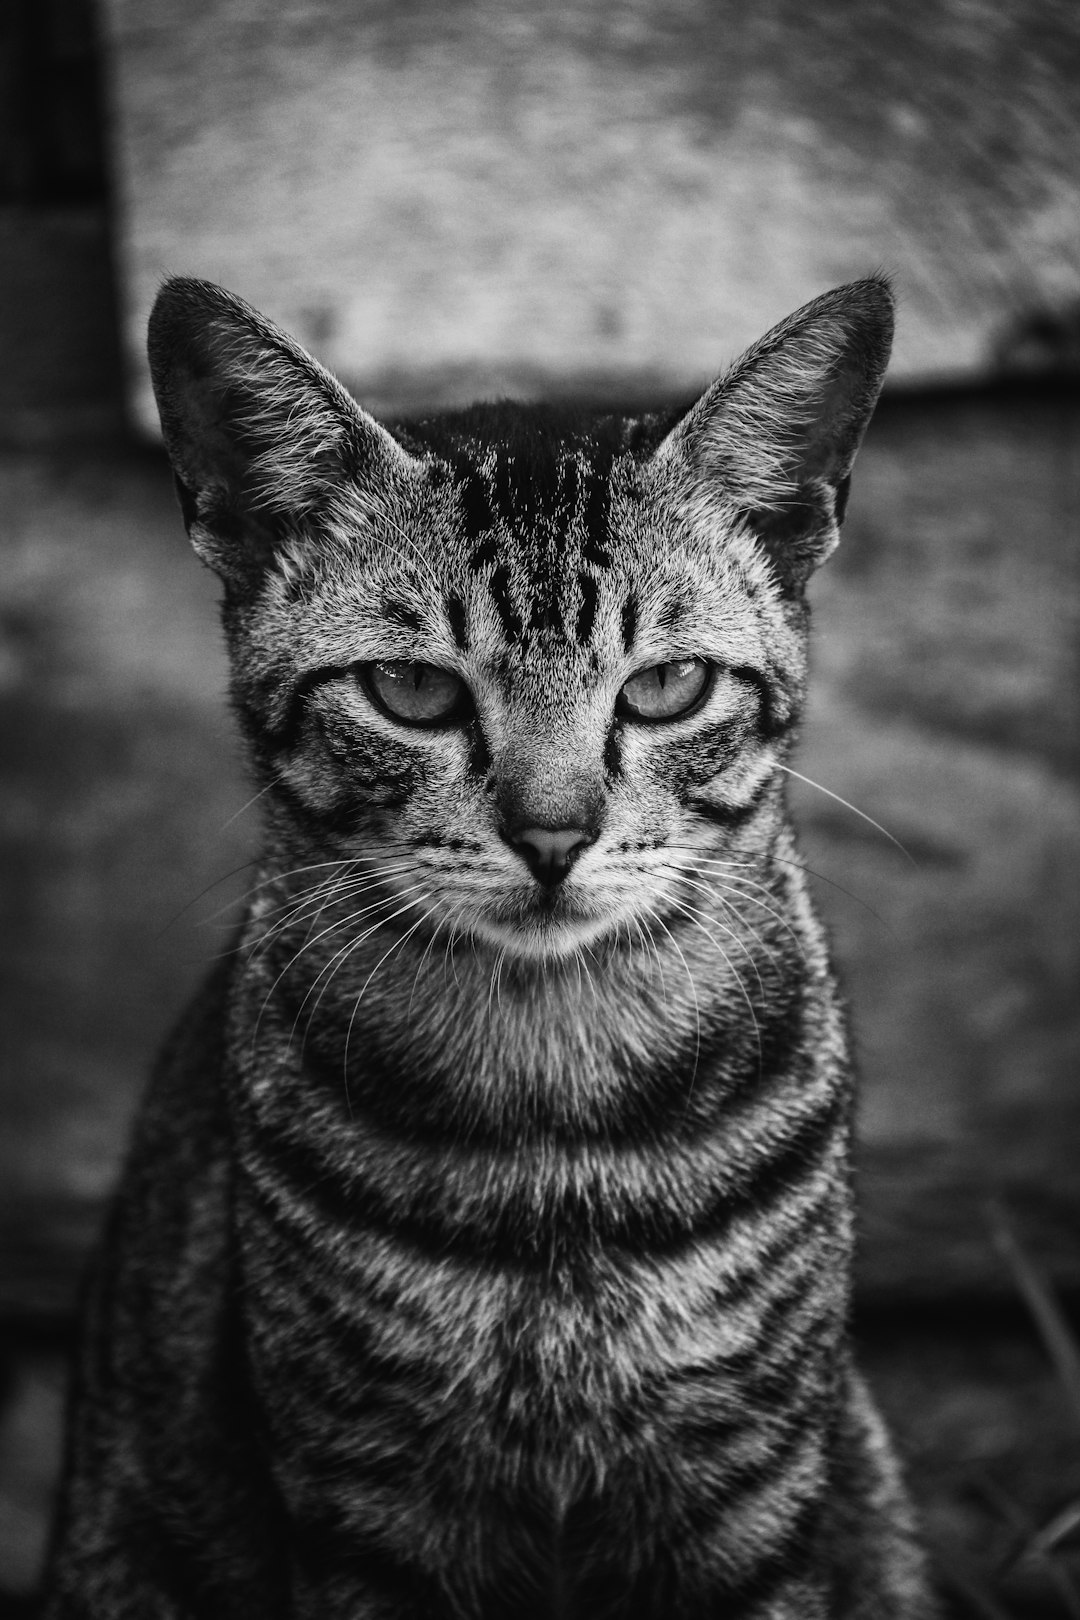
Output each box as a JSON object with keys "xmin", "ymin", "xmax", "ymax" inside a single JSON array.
[{"xmin": 103, "ymin": 0, "xmax": 1080, "ymax": 432}]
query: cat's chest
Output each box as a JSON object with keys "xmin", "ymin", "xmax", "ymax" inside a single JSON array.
[
  {"xmin": 233, "ymin": 1093, "xmax": 843, "ymax": 1433},
  {"xmin": 232, "ymin": 1117, "xmax": 844, "ymax": 1597},
  {"xmin": 226, "ymin": 919, "xmax": 847, "ymax": 1516}
]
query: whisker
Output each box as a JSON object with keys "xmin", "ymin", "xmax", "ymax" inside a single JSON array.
[
  {"xmin": 663, "ymin": 841, "xmax": 890, "ymax": 930},
  {"xmin": 218, "ymin": 780, "xmax": 277, "ymax": 831},
  {"xmin": 253, "ymin": 884, "xmax": 429, "ymax": 1046},
  {"xmin": 666, "ymin": 894, "xmax": 767, "ymax": 1006},
  {"xmin": 666, "ymin": 880, "xmax": 778, "ymax": 982},
  {"xmin": 664, "ymin": 899, "xmax": 764, "ymax": 1085},
  {"xmin": 440, "ymin": 907, "xmax": 466, "ymax": 996},
  {"xmin": 255, "ymin": 900, "xmax": 400, "ymax": 1052},
  {"xmin": 580, "ymin": 942, "xmax": 602, "ymax": 1011},
  {"xmin": 407, "ymin": 911, "xmax": 450, "ymax": 1020},
  {"xmin": 656, "ymin": 863, "xmax": 803, "ymax": 957},
  {"xmin": 777, "ymin": 764, "xmax": 916, "ymax": 864},
  {"xmin": 632, "ymin": 913, "xmax": 669, "ymax": 1009},
  {"xmin": 246, "ymin": 860, "xmax": 424, "ymax": 948},
  {"xmin": 253, "ymin": 857, "xmax": 422, "ymax": 915},
  {"xmin": 249, "ymin": 879, "xmax": 389, "ymax": 961},
  {"xmin": 378, "ymin": 514, "xmax": 445, "ymax": 595},
  {"xmin": 156, "ymin": 857, "xmax": 261, "ymax": 938},
  {"xmin": 645, "ymin": 907, "xmax": 702, "ymax": 1099},
  {"xmin": 570, "ymin": 942, "xmax": 587, "ymax": 1006},
  {"xmin": 250, "ymin": 865, "xmax": 420, "ymax": 950},
  {"xmin": 208, "ymin": 858, "xmax": 362, "ymax": 928},
  {"xmin": 289, "ymin": 895, "xmax": 435, "ymax": 1072},
  {"xmin": 486, "ymin": 946, "xmax": 507, "ymax": 1019},
  {"xmin": 343, "ymin": 906, "xmax": 441, "ymax": 1094},
  {"xmin": 767, "ymin": 852, "xmax": 892, "ymax": 930},
  {"xmin": 292, "ymin": 887, "xmax": 431, "ymax": 1024}
]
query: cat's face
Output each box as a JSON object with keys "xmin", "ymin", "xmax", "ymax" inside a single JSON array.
[
  {"xmin": 242, "ymin": 430, "xmax": 803, "ymax": 961},
  {"xmin": 147, "ymin": 277, "xmax": 893, "ymax": 964}
]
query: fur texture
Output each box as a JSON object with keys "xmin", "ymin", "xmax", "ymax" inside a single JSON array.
[{"xmin": 45, "ymin": 277, "xmax": 936, "ymax": 1618}]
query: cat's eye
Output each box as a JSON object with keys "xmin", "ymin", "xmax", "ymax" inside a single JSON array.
[
  {"xmin": 618, "ymin": 658, "xmax": 710, "ymax": 722},
  {"xmin": 361, "ymin": 661, "xmax": 468, "ymax": 726}
]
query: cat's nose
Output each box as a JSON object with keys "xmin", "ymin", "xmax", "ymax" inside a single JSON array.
[{"xmin": 507, "ymin": 825, "xmax": 594, "ymax": 887}]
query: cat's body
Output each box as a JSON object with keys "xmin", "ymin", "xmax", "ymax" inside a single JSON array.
[{"xmin": 45, "ymin": 279, "xmax": 935, "ymax": 1618}]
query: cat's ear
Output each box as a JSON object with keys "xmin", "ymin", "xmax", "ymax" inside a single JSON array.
[
  {"xmin": 147, "ymin": 277, "xmax": 416, "ymax": 582},
  {"xmin": 653, "ymin": 277, "xmax": 894, "ymax": 590}
]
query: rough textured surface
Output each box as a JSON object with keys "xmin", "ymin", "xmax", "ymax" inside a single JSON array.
[{"xmin": 102, "ymin": 0, "xmax": 1080, "ymax": 431}]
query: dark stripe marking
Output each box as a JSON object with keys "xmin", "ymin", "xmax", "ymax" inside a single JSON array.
[
  {"xmin": 489, "ymin": 564, "xmax": 522, "ymax": 638},
  {"xmin": 382, "ymin": 599, "xmax": 422, "ymax": 632},
  {"xmin": 576, "ymin": 572, "xmax": 599, "ymax": 644},
  {"xmin": 259, "ymin": 663, "xmax": 353, "ymax": 750},
  {"xmin": 492, "ymin": 453, "xmax": 518, "ymax": 526},
  {"xmin": 250, "ymin": 1081, "xmax": 842, "ymax": 1274},
  {"xmin": 529, "ymin": 586, "xmax": 560, "ymax": 635},
  {"xmin": 262, "ymin": 773, "xmax": 371, "ymax": 839},
  {"xmin": 671, "ymin": 1280, "xmax": 832, "ymax": 1421},
  {"xmin": 457, "ymin": 464, "xmax": 495, "ymax": 540},
  {"xmin": 686, "ymin": 768, "xmax": 775, "ymax": 830},
  {"xmin": 559, "ymin": 455, "xmax": 580, "ymax": 519},
  {"xmin": 709, "ymin": 1406, "xmax": 818, "ymax": 1501},
  {"xmin": 731, "ymin": 664, "xmax": 785, "ymax": 741},
  {"xmin": 581, "ymin": 464, "xmax": 612, "ymax": 566},
  {"xmin": 468, "ymin": 532, "xmax": 501, "ymax": 572},
  {"xmin": 620, "ymin": 592, "xmax": 638, "ymax": 652},
  {"xmin": 603, "ymin": 721, "xmax": 622, "ymax": 780},
  {"xmin": 719, "ymin": 1491, "xmax": 821, "ymax": 1615},
  {"xmin": 444, "ymin": 593, "xmax": 469, "ymax": 651},
  {"xmin": 466, "ymin": 715, "xmax": 491, "ymax": 778}
]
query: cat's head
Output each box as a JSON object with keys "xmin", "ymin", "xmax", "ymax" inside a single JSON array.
[{"xmin": 148, "ymin": 278, "xmax": 892, "ymax": 963}]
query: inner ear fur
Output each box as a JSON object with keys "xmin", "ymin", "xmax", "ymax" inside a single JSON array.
[
  {"xmin": 147, "ymin": 277, "xmax": 414, "ymax": 581},
  {"xmin": 656, "ymin": 276, "xmax": 895, "ymax": 590}
]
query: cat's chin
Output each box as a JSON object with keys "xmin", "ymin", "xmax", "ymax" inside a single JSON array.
[{"xmin": 468, "ymin": 910, "xmax": 616, "ymax": 962}]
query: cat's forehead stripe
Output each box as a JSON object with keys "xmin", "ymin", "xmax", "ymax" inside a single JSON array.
[
  {"xmin": 621, "ymin": 594, "xmax": 639, "ymax": 653},
  {"xmin": 382, "ymin": 598, "xmax": 423, "ymax": 633},
  {"xmin": 452, "ymin": 445, "xmax": 614, "ymax": 566},
  {"xmin": 489, "ymin": 564, "xmax": 523, "ymax": 641},
  {"xmin": 465, "ymin": 532, "xmax": 500, "ymax": 574},
  {"xmin": 455, "ymin": 461, "xmax": 495, "ymax": 542},
  {"xmin": 575, "ymin": 573, "xmax": 599, "ymax": 646},
  {"xmin": 444, "ymin": 593, "xmax": 469, "ymax": 652},
  {"xmin": 437, "ymin": 442, "xmax": 623, "ymax": 652}
]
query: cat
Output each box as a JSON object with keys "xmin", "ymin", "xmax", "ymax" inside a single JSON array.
[{"xmin": 44, "ymin": 275, "xmax": 936, "ymax": 1618}]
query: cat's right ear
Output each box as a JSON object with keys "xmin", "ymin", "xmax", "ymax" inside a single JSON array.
[{"xmin": 147, "ymin": 278, "xmax": 416, "ymax": 584}]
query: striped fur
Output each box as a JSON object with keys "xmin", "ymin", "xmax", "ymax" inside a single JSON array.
[{"xmin": 45, "ymin": 278, "xmax": 936, "ymax": 1617}]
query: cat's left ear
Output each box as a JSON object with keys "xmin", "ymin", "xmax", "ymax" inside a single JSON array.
[
  {"xmin": 148, "ymin": 277, "xmax": 418, "ymax": 584},
  {"xmin": 653, "ymin": 277, "xmax": 894, "ymax": 590}
]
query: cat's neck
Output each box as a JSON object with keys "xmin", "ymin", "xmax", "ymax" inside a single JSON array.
[{"xmin": 234, "ymin": 826, "xmax": 827, "ymax": 1140}]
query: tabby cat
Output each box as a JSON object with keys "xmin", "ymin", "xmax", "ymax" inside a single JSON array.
[{"xmin": 45, "ymin": 276, "xmax": 935, "ymax": 1618}]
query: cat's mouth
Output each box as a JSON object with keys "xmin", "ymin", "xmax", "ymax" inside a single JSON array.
[{"xmin": 470, "ymin": 886, "xmax": 617, "ymax": 960}]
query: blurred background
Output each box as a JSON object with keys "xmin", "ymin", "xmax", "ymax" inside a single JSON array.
[{"xmin": 1, "ymin": 0, "xmax": 1078, "ymax": 1613}]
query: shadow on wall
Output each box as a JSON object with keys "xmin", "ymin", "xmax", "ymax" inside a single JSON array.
[
  {"xmin": 0, "ymin": 0, "xmax": 123, "ymax": 445},
  {"xmin": 992, "ymin": 298, "xmax": 1080, "ymax": 378}
]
